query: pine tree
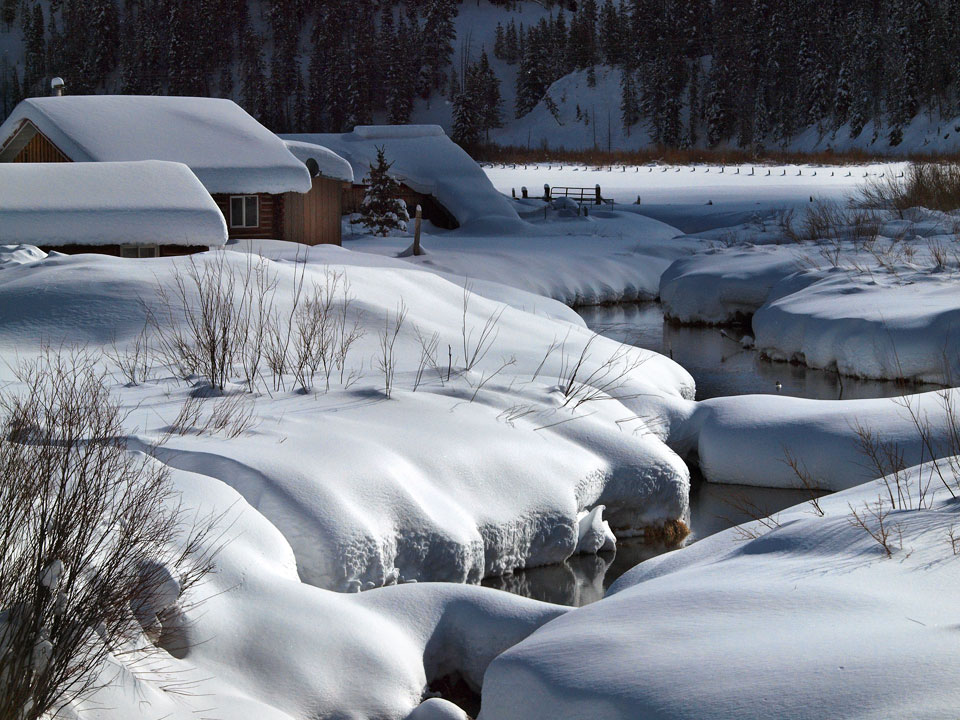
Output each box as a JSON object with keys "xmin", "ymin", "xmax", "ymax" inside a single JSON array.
[
  {"xmin": 355, "ymin": 147, "xmax": 410, "ymax": 237},
  {"xmin": 23, "ymin": 2, "xmax": 44, "ymax": 94},
  {"xmin": 620, "ymin": 67, "xmax": 640, "ymax": 135},
  {"xmin": 2, "ymin": 0, "xmax": 16, "ymax": 30},
  {"xmin": 476, "ymin": 49, "xmax": 502, "ymax": 139},
  {"xmin": 419, "ymin": 0, "xmax": 456, "ymax": 97}
]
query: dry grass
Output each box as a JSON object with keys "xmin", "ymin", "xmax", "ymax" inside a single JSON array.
[
  {"xmin": 643, "ymin": 518, "xmax": 690, "ymax": 546},
  {"xmin": 857, "ymin": 162, "xmax": 960, "ymax": 214}
]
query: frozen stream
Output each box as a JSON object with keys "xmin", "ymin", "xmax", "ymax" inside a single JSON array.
[{"xmin": 483, "ymin": 302, "xmax": 941, "ymax": 606}]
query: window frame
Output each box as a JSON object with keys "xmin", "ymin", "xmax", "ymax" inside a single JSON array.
[
  {"xmin": 120, "ymin": 245, "xmax": 159, "ymax": 259},
  {"xmin": 230, "ymin": 195, "xmax": 260, "ymax": 229}
]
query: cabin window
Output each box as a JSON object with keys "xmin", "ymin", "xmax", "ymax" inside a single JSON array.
[
  {"xmin": 120, "ymin": 245, "xmax": 159, "ymax": 259},
  {"xmin": 230, "ymin": 195, "xmax": 259, "ymax": 228}
]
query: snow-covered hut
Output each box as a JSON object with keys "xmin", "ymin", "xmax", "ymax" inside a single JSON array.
[
  {"xmin": 0, "ymin": 161, "xmax": 228, "ymax": 256},
  {"xmin": 283, "ymin": 125, "xmax": 520, "ymax": 230},
  {"xmin": 0, "ymin": 96, "xmax": 352, "ymax": 246}
]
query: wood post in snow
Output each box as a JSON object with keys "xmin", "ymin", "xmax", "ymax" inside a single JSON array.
[{"xmin": 413, "ymin": 205, "xmax": 422, "ymax": 256}]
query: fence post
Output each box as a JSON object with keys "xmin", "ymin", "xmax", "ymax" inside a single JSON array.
[
  {"xmin": 412, "ymin": 205, "xmax": 423, "ymax": 256},
  {"xmin": 511, "ymin": 187, "xmax": 516, "ymax": 198},
  {"xmin": 595, "ymin": 184, "xmax": 601, "ymax": 205},
  {"xmin": 521, "ymin": 186, "xmax": 528, "ymax": 199},
  {"xmin": 544, "ymin": 183, "xmax": 551, "ymax": 201}
]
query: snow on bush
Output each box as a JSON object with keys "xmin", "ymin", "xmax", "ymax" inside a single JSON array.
[{"xmin": 354, "ymin": 146, "xmax": 411, "ymax": 236}]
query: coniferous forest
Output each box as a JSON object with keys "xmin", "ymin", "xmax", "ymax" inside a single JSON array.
[{"xmin": 1, "ymin": 0, "xmax": 959, "ymax": 149}]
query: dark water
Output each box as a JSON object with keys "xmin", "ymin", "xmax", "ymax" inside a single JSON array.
[
  {"xmin": 483, "ymin": 303, "xmax": 931, "ymax": 607},
  {"xmin": 577, "ymin": 303, "xmax": 940, "ymax": 401}
]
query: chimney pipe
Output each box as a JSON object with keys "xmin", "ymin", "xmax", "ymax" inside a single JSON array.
[{"xmin": 50, "ymin": 77, "xmax": 65, "ymax": 96}]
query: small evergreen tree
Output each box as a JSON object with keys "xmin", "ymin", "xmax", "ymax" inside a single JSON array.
[{"xmin": 355, "ymin": 147, "xmax": 409, "ymax": 236}]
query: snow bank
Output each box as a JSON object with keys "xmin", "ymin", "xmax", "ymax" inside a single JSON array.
[
  {"xmin": 75, "ymin": 461, "xmax": 567, "ymax": 719},
  {"xmin": 0, "ymin": 96, "xmax": 311, "ymax": 194},
  {"xmin": 671, "ymin": 389, "xmax": 960, "ymax": 491},
  {"xmin": 481, "ymin": 461, "xmax": 960, "ymax": 720},
  {"xmin": 657, "ymin": 210, "xmax": 960, "ymax": 383},
  {"xmin": 754, "ymin": 269, "xmax": 960, "ymax": 384},
  {"xmin": 0, "ymin": 161, "xmax": 228, "ymax": 248},
  {"xmin": 660, "ymin": 245, "xmax": 809, "ymax": 323},
  {"xmin": 346, "ymin": 208, "xmax": 696, "ymax": 306},
  {"xmin": 0, "ymin": 245, "xmax": 694, "ymax": 592},
  {"xmin": 282, "ymin": 139, "xmax": 354, "ymax": 183},
  {"xmin": 284, "ymin": 126, "xmax": 521, "ymax": 228}
]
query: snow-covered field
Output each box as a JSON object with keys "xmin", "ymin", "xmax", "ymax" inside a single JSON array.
[{"xmin": 7, "ymin": 158, "xmax": 960, "ymax": 719}]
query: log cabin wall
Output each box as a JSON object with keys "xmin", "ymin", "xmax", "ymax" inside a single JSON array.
[
  {"xmin": 11, "ymin": 128, "xmax": 71, "ymax": 163},
  {"xmin": 282, "ymin": 176, "xmax": 343, "ymax": 246},
  {"xmin": 211, "ymin": 193, "xmax": 281, "ymax": 239},
  {"xmin": 37, "ymin": 244, "xmax": 209, "ymax": 256}
]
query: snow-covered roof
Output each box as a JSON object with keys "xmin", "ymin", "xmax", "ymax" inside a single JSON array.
[
  {"xmin": 283, "ymin": 125, "xmax": 519, "ymax": 228},
  {"xmin": 0, "ymin": 96, "xmax": 311, "ymax": 194},
  {"xmin": 282, "ymin": 140, "xmax": 354, "ymax": 183},
  {"xmin": 0, "ymin": 161, "xmax": 228, "ymax": 247}
]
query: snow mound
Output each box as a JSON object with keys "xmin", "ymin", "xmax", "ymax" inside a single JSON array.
[
  {"xmin": 75, "ymin": 461, "xmax": 567, "ymax": 719},
  {"xmin": 0, "ymin": 161, "xmax": 228, "ymax": 248},
  {"xmin": 481, "ymin": 461, "xmax": 960, "ymax": 719},
  {"xmin": 660, "ymin": 245, "xmax": 810, "ymax": 324},
  {"xmin": 284, "ymin": 126, "xmax": 520, "ymax": 228},
  {"xmin": 673, "ymin": 389, "xmax": 960, "ymax": 490},
  {"xmin": 0, "ymin": 96, "xmax": 311, "ymax": 194},
  {"xmin": 0, "ymin": 244, "xmax": 46, "ymax": 269},
  {"xmin": 0, "ymin": 246, "xmax": 694, "ymax": 590}
]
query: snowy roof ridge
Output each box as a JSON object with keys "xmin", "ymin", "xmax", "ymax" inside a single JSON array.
[
  {"xmin": 282, "ymin": 140, "xmax": 354, "ymax": 183},
  {"xmin": 282, "ymin": 127, "xmax": 520, "ymax": 228},
  {"xmin": 0, "ymin": 160, "xmax": 228, "ymax": 248},
  {"xmin": 0, "ymin": 96, "xmax": 312, "ymax": 195}
]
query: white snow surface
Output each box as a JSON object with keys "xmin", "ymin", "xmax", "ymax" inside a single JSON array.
[
  {"xmin": 480, "ymin": 460, "xmax": 960, "ymax": 720},
  {"xmin": 0, "ymin": 96, "xmax": 311, "ymax": 194},
  {"xmin": 0, "ymin": 161, "xmax": 228, "ymax": 247},
  {"xmin": 345, "ymin": 204, "xmax": 697, "ymax": 306},
  {"xmin": 282, "ymin": 139, "xmax": 354, "ymax": 183},
  {"xmin": 74, "ymin": 459, "xmax": 568, "ymax": 720},
  {"xmin": 0, "ymin": 244, "xmax": 694, "ymax": 593},
  {"xmin": 284, "ymin": 126, "xmax": 521, "ymax": 228}
]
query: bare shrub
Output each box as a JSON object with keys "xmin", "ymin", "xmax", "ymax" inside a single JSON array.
[
  {"xmin": 148, "ymin": 253, "xmax": 278, "ymax": 393},
  {"xmin": 722, "ymin": 490, "xmax": 783, "ymax": 541},
  {"xmin": 557, "ymin": 336, "xmax": 648, "ymax": 410},
  {"xmin": 106, "ymin": 321, "xmax": 153, "ymax": 386},
  {"xmin": 948, "ymin": 525, "xmax": 960, "ymax": 555},
  {"xmin": 848, "ymin": 498, "xmax": 899, "ymax": 558},
  {"xmin": 166, "ymin": 393, "xmax": 257, "ymax": 439},
  {"xmin": 928, "ymin": 238, "xmax": 949, "ymax": 270},
  {"xmin": 413, "ymin": 326, "xmax": 442, "ymax": 391},
  {"xmin": 377, "ymin": 301, "xmax": 408, "ymax": 398},
  {"xmin": 461, "ymin": 283, "xmax": 504, "ymax": 372},
  {"xmin": 782, "ymin": 448, "xmax": 825, "ymax": 516},
  {"xmin": 0, "ymin": 349, "xmax": 219, "ymax": 719}
]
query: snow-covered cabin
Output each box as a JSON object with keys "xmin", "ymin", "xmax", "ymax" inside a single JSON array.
[
  {"xmin": 283, "ymin": 125, "xmax": 519, "ymax": 230},
  {"xmin": 0, "ymin": 161, "xmax": 228, "ymax": 256},
  {"xmin": 0, "ymin": 96, "xmax": 353, "ymax": 246}
]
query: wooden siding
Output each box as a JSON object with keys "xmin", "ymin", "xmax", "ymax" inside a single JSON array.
[
  {"xmin": 11, "ymin": 127, "xmax": 71, "ymax": 163},
  {"xmin": 282, "ymin": 176, "xmax": 342, "ymax": 246},
  {"xmin": 36, "ymin": 244, "xmax": 209, "ymax": 257},
  {"xmin": 211, "ymin": 193, "xmax": 281, "ymax": 239}
]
